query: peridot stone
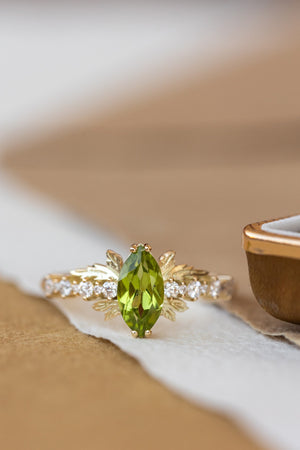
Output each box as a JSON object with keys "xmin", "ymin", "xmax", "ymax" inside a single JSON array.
[{"xmin": 117, "ymin": 245, "xmax": 164, "ymax": 337}]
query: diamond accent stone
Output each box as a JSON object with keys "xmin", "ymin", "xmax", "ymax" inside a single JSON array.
[
  {"xmin": 53, "ymin": 281, "xmax": 61, "ymax": 293},
  {"xmin": 187, "ymin": 281, "xmax": 201, "ymax": 300},
  {"xmin": 164, "ymin": 281, "xmax": 179, "ymax": 298},
  {"xmin": 79, "ymin": 281, "xmax": 94, "ymax": 298},
  {"xmin": 103, "ymin": 281, "xmax": 117, "ymax": 299},
  {"xmin": 221, "ymin": 279, "xmax": 234, "ymax": 297},
  {"xmin": 187, "ymin": 281, "xmax": 207, "ymax": 299},
  {"xmin": 199, "ymin": 282, "xmax": 208, "ymax": 296},
  {"xmin": 72, "ymin": 283, "xmax": 80, "ymax": 295},
  {"xmin": 44, "ymin": 279, "xmax": 54, "ymax": 296},
  {"xmin": 178, "ymin": 284, "xmax": 187, "ymax": 297},
  {"xmin": 210, "ymin": 280, "xmax": 221, "ymax": 299},
  {"xmin": 60, "ymin": 280, "xmax": 73, "ymax": 297},
  {"xmin": 94, "ymin": 285, "xmax": 103, "ymax": 296}
]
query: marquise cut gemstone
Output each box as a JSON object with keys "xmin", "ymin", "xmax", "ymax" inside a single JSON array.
[{"xmin": 117, "ymin": 245, "xmax": 164, "ymax": 337}]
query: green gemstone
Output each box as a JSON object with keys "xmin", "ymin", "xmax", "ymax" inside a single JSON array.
[{"xmin": 117, "ymin": 245, "xmax": 164, "ymax": 337}]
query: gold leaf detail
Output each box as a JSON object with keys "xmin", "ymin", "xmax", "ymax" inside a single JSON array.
[
  {"xmin": 93, "ymin": 299, "xmax": 115, "ymax": 312},
  {"xmin": 159, "ymin": 251, "xmax": 208, "ymax": 284},
  {"xmin": 106, "ymin": 249, "xmax": 123, "ymax": 273},
  {"xmin": 105, "ymin": 305, "xmax": 121, "ymax": 321},
  {"xmin": 169, "ymin": 298, "xmax": 188, "ymax": 312},
  {"xmin": 71, "ymin": 264, "xmax": 118, "ymax": 282},
  {"xmin": 171, "ymin": 264, "xmax": 208, "ymax": 284},
  {"xmin": 93, "ymin": 299, "xmax": 120, "ymax": 321},
  {"xmin": 159, "ymin": 251, "xmax": 176, "ymax": 280},
  {"xmin": 161, "ymin": 304, "xmax": 176, "ymax": 321}
]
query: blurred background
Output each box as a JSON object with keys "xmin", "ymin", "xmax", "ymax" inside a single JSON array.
[
  {"xmin": 1, "ymin": 2, "xmax": 300, "ymax": 142},
  {"xmin": 1, "ymin": 2, "xmax": 300, "ymax": 450},
  {"xmin": 2, "ymin": 1, "xmax": 300, "ymax": 287}
]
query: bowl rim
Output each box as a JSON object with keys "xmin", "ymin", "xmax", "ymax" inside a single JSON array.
[{"xmin": 243, "ymin": 214, "xmax": 300, "ymax": 259}]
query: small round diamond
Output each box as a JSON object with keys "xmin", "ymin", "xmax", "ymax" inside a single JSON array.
[
  {"xmin": 72, "ymin": 283, "xmax": 80, "ymax": 295},
  {"xmin": 79, "ymin": 281, "xmax": 94, "ymax": 298},
  {"xmin": 94, "ymin": 285, "xmax": 103, "ymax": 296},
  {"xmin": 199, "ymin": 282, "xmax": 208, "ymax": 296},
  {"xmin": 210, "ymin": 280, "xmax": 221, "ymax": 299},
  {"xmin": 221, "ymin": 279, "xmax": 234, "ymax": 297},
  {"xmin": 187, "ymin": 281, "xmax": 208, "ymax": 299},
  {"xmin": 53, "ymin": 281, "xmax": 61, "ymax": 293},
  {"xmin": 44, "ymin": 278, "xmax": 54, "ymax": 296},
  {"xmin": 178, "ymin": 284, "xmax": 187, "ymax": 297},
  {"xmin": 187, "ymin": 281, "xmax": 201, "ymax": 300},
  {"xmin": 103, "ymin": 281, "xmax": 117, "ymax": 299},
  {"xmin": 164, "ymin": 281, "xmax": 179, "ymax": 298},
  {"xmin": 60, "ymin": 280, "xmax": 73, "ymax": 297}
]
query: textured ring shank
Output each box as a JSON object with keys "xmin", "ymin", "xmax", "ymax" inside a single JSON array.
[{"xmin": 42, "ymin": 271, "xmax": 234, "ymax": 302}]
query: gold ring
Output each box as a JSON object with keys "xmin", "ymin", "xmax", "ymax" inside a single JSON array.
[{"xmin": 42, "ymin": 243, "xmax": 234, "ymax": 338}]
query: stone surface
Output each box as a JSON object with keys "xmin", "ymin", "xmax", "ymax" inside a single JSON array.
[
  {"xmin": 210, "ymin": 280, "xmax": 221, "ymax": 299},
  {"xmin": 53, "ymin": 281, "xmax": 61, "ymax": 293},
  {"xmin": 103, "ymin": 281, "xmax": 117, "ymax": 299},
  {"xmin": 187, "ymin": 281, "xmax": 208, "ymax": 299},
  {"xmin": 187, "ymin": 281, "xmax": 201, "ymax": 300},
  {"xmin": 44, "ymin": 278, "xmax": 54, "ymax": 295},
  {"xmin": 94, "ymin": 284, "xmax": 103, "ymax": 296},
  {"xmin": 164, "ymin": 281, "xmax": 179, "ymax": 298},
  {"xmin": 178, "ymin": 284, "xmax": 187, "ymax": 297},
  {"xmin": 221, "ymin": 279, "xmax": 234, "ymax": 297},
  {"xmin": 117, "ymin": 245, "xmax": 164, "ymax": 337},
  {"xmin": 59, "ymin": 280, "xmax": 73, "ymax": 297},
  {"xmin": 79, "ymin": 281, "xmax": 94, "ymax": 298},
  {"xmin": 72, "ymin": 283, "xmax": 80, "ymax": 294}
]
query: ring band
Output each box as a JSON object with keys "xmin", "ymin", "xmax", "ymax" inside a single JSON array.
[{"xmin": 42, "ymin": 243, "xmax": 234, "ymax": 338}]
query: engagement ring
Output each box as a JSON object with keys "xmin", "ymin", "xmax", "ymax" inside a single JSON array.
[{"xmin": 42, "ymin": 244, "xmax": 234, "ymax": 338}]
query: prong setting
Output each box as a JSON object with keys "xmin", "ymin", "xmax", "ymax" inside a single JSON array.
[
  {"xmin": 144, "ymin": 243, "xmax": 152, "ymax": 252},
  {"xmin": 130, "ymin": 244, "xmax": 138, "ymax": 253}
]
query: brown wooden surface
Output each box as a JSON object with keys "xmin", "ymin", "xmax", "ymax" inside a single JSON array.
[{"xmin": 0, "ymin": 281, "xmax": 263, "ymax": 450}]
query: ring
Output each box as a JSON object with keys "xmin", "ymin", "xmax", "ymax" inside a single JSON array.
[{"xmin": 42, "ymin": 243, "xmax": 234, "ymax": 338}]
